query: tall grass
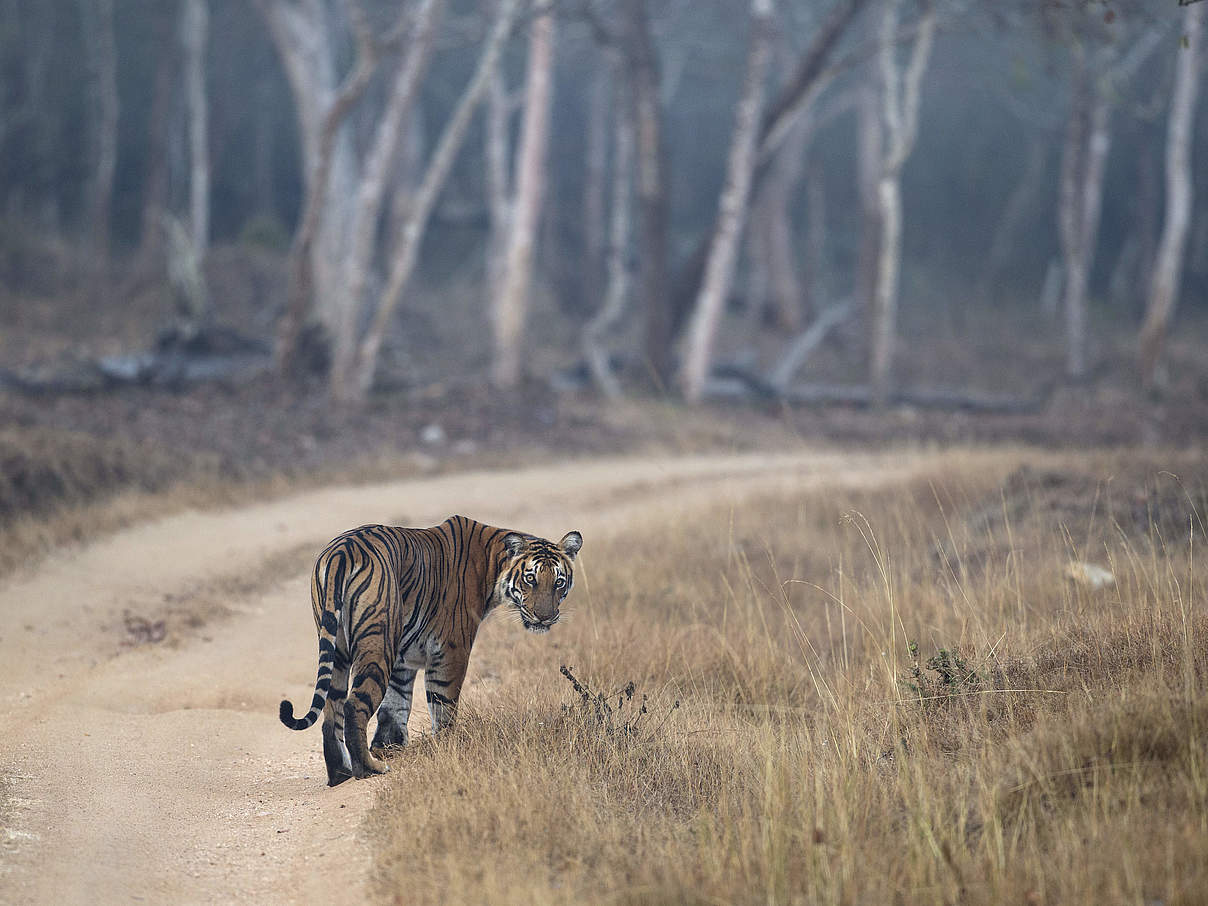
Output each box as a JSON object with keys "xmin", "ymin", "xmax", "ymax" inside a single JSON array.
[{"xmin": 369, "ymin": 451, "xmax": 1207, "ymax": 905}]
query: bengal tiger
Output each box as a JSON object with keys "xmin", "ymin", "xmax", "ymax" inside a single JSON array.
[{"xmin": 279, "ymin": 514, "xmax": 582, "ymax": 786}]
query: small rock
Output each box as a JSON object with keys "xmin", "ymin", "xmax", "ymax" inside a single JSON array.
[
  {"xmin": 1065, "ymin": 561, "xmax": 1114, "ymax": 590},
  {"xmin": 419, "ymin": 423, "xmax": 446, "ymax": 445}
]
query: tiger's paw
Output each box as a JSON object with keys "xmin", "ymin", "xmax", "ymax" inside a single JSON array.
[{"xmin": 351, "ymin": 755, "xmax": 391, "ymax": 779}]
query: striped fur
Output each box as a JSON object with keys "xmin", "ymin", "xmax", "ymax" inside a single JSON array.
[{"xmin": 280, "ymin": 515, "xmax": 581, "ymax": 786}]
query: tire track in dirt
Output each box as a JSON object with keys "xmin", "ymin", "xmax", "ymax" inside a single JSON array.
[{"xmin": 0, "ymin": 450, "xmax": 935, "ymax": 904}]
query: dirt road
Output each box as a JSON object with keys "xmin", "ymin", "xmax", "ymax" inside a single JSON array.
[{"xmin": 0, "ymin": 451, "xmax": 930, "ymax": 904}]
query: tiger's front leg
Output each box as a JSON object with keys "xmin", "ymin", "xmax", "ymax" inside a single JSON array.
[{"xmin": 372, "ymin": 664, "xmax": 416, "ymax": 752}]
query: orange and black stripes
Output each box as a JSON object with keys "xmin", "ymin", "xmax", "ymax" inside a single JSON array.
[{"xmin": 279, "ymin": 515, "xmax": 582, "ymax": 786}]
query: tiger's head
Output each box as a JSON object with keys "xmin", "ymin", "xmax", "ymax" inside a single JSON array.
[{"xmin": 497, "ymin": 530, "xmax": 582, "ymax": 633}]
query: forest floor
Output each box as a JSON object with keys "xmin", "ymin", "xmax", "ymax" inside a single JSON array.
[{"xmin": 0, "ymin": 446, "xmax": 1203, "ymax": 905}]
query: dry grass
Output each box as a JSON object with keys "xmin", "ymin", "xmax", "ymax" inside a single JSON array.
[{"xmin": 368, "ymin": 450, "xmax": 1208, "ymax": 905}]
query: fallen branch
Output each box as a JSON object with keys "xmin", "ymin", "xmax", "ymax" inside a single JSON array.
[
  {"xmin": 0, "ymin": 326, "xmax": 271, "ymax": 395},
  {"xmin": 766, "ymin": 299, "xmax": 853, "ymax": 392}
]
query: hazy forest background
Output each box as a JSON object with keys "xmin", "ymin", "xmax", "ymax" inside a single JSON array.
[
  {"xmin": 1, "ymin": 0, "xmax": 1207, "ymax": 508},
  {"xmin": 4, "ymin": 4, "xmax": 1208, "ymax": 902}
]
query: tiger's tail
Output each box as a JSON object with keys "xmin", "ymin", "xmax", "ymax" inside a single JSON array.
[{"xmin": 280, "ymin": 548, "xmax": 346, "ymax": 731}]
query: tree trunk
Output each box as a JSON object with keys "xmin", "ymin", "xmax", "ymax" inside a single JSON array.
[
  {"xmin": 492, "ymin": 6, "xmax": 556, "ymax": 389},
  {"xmin": 1061, "ymin": 84, "xmax": 1110, "ymax": 380},
  {"xmin": 257, "ymin": 0, "xmax": 364, "ymax": 375},
  {"xmin": 869, "ymin": 0, "xmax": 936, "ymax": 406},
  {"xmin": 1139, "ymin": 2, "xmax": 1203, "ymax": 388},
  {"xmin": 750, "ymin": 109, "xmax": 811, "ymax": 332},
  {"xmin": 181, "ymin": 0, "xmax": 211, "ymax": 331},
  {"xmin": 345, "ymin": 0, "xmax": 520, "ymax": 402},
  {"xmin": 802, "ymin": 149, "xmax": 828, "ymax": 312},
  {"xmin": 329, "ymin": 0, "xmax": 444, "ymax": 394},
  {"xmin": 855, "ymin": 81, "xmax": 882, "ymax": 321},
  {"xmin": 679, "ymin": 0, "xmax": 775, "ymax": 404},
  {"xmin": 581, "ymin": 57, "xmax": 611, "ymax": 313},
  {"xmin": 135, "ymin": 3, "xmax": 179, "ymax": 273},
  {"xmin": 582, "ymin": 55, "xmax": 634, "ymax": 400},
  {"xmin": 484, "ymin": 64, "xmax": 512, "ymax": 295},
  {"xmin": 79, "ymin": 0, "xmax": 119, "ymax": 279},
  {"xmin": 621, "ymin": 0, "xmax": 673, "ymax": 386}
]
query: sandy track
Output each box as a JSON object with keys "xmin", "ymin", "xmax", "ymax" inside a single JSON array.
[{"xmin": 0, "ymin": 451, "xmax": 927, "ymax": 904}]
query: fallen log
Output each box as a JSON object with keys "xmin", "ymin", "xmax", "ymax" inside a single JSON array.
[{"xmin": 0, "ymin": 325, "xmax": 272, "ymax": 395}]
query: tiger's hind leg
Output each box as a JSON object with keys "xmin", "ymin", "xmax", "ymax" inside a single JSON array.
[
  {"xmin": 344, "ymin": 659, "xmax": 390, "ymax": 778},
  {"xmin": 321, "ymin": 653, "xmax": 354, "ymax": 787},
  {"xmin": 372, "ymin": 665, "xmax": 416, "ymax": 753}
]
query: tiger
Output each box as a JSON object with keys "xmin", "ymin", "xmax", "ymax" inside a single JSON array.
[{"xmin": 279, "ymin": 514, "xmax": 582, "ymax": 786}]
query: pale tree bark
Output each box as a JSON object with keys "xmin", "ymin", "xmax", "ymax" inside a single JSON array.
[
  {"xmin": 748, "ymin": 110, "xmax": 811, "ymax": 332},
  {"xmin": 582, "ymin": 58, "xmax": 611, "ymax": 311},
  {"xmin": 582, "ymin": 53, "xmax": 633, "ymax": 399},
  {"xmin": 484, "ymin": 64, "xmax": 513, "ymax": 295},
  {"xmin": 802, "ymin": 149, "xmax": 829, "ymax": 310},
  {"xmin": 1057, "ymin": 52, "xmax": 1109, "ymax": 381},
  {"xmin": 329, "ymin": 0, "xmax": 444, "ymax": 394},
  {"xmin": 869, "ymin": 0, "xmax": 936, "ymax": 406},
  {"xmin": 679, "ymin": 0, "xmax": 775, "ymax": 404},
  {"xmin": 257, "ymin": 0, "xmax": 366, "ymax": 374},
  {"xmin": 621, "ymin": 0, "xmax": 673, "ymax": 385},
  {"xmin": 1055, "ymin": 24, "xmax": 1167, "ymax": 379},
  {"xmin": 181, "ymin": 0, "xmax": 211, "ymax": 331},
  {"xmin": 855, "ymin": 81, "xmax": 882, "ymax": 322},
  {"xmin": 492, "ymin": 7, "xmax": 556, "ymax": 389},
  {"xmin": 78, "ymin": 0, "xmax": 118, "ymax": 279},
  {"xmin": 342, "ymin": 0, "xmax": 520, "ymax": 402},
  {"xmin": 1139, "ymin": 2, "xmax": 1204, "ymax": 389},
  {"xmin": 135, "ymin": 4, "xmax": 178, "ymax": 273}
]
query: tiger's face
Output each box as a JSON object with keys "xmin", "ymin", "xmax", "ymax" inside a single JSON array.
[{"xmin": 499, "ymin": 531, "xmax": 582, "ymax": 633}]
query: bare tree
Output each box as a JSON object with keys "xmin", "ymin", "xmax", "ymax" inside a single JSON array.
[
  {"xmin": 621, "ymin": 0, "xmax": 673, "ymax": 385},
  {"xmin": 329, "ymin": 0, "xmax": 445, "ymax": 394},
  {"xmin": 581, "ymin": 57, "xmax": 611, "ymax": 312},
  {"xmin": 747, "ymin": 111, "xmax": 810, "ymax": 332},
  {"xmin": 1055, "ymin": 16, "xmax": 1167, "ymax": 378},
  {"xmin": 255, "ymin": 0, "xmax": 379, "ymax": 374},
  {"xmin": 492, "ymin": 5, "xmax": 556, "ymax": 389},
  {"xmin": 668, "ymin": 0, "xmax": 872, "ymax": 355},
  {"xmin": 134, "ymin": 3, "xmax": 180, "ymax": 274},
  {"xmin": 1056, "ymin": 47, "xmax": 1107, "ymax": 380},
  {"xmin": 342, "ymin": 0, "xmax": 520, "ymax": 401},
  {"xmin": 78, "ymin": 0, "xmax": 118, "ymax": 279},
  {"xmin": 582, "ymin": 51, "xmax": 634, "ymax": 399},
  {"xmin": 869, "ymin": 0, "xmax": 936, "ymax": 406},
  {"xmin": 854, "ymin": 80, "xmax": 882, "ymax": 327},
  {"xmin": 484, "ymin": 64, "xmax": 514, "ymax": 297},
  {"xmin": 679, "ymin": 0, "xmax": 776, "ymax": 404},
  {"xmin": 180, "ymin": 0, "xmax": 211, "ymax": 332},
  {"xmin": 1139, "ymin": 2, "xmax": 1204, "ymax": 388}
]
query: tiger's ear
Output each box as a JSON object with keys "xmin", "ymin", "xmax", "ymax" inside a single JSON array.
[
  {"xmin": 503, "ymin": 533, "xmax": 528, "ymax": 557},
  {"xmin": 559, "ymin": 531, "xmax": 583, "ymax": 560}
]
